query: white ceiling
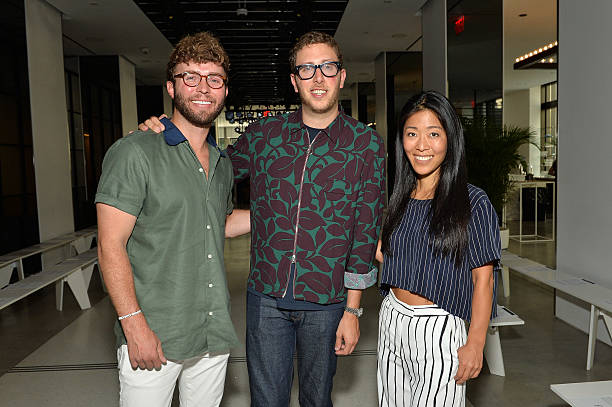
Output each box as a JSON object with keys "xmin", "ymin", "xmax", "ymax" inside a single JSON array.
[
  {"xmin": 45, "ymin": 0, "xmax": 555, "ymax": 94},
  {"xmin": 335, "ymin": 0, "xmax": 426, "ymax": 85},
  {"xmin": 47, "ymin": 0, "xmax": 172, "ymax": 85},
  {"xmin": 503, "ymin": 0, "xmax": 557, "ymax": 92}
]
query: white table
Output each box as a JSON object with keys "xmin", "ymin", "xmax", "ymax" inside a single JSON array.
[
  {"xmin": 509, "ymin": 180, "xmax": 555, "ymax": 243},
  {"xmin": 551, "ymin": 380, "xmax": 612, "ymax": 406},
  {"xmin": 0, "ymin": 227, "xmax": 97, "ymax": 288}
]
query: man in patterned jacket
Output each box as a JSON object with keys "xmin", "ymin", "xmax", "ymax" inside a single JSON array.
[
  {"xmin": 140, "ymin": 31, "xmax": 386, "ymax": 407},
  {"xmin": 227, "ymin": 32, "xmax": 385, "ymax": 407}
]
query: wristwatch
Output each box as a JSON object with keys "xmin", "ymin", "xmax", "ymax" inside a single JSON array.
[{"xmin": 344, "ymin": 306, "xmax": 363, "ymax": 318}]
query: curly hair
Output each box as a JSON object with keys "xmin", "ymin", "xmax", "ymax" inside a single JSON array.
[
  {"xmin": 166, "ymin": 32, "xmax": 230, "ymax": 82},
  {"xmin": 289, "ymin": 31, "xmax": 343, "ymax": 71}
]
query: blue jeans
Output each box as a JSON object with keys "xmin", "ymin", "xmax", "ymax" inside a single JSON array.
[{"xmin": 246, "ymin": 291, "xmax": 344, "ymax": 407}]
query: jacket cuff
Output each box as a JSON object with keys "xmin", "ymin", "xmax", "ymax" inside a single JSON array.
[{"xmin": 344, "ymin": 266, "xmax": 378, "ymax": 289}]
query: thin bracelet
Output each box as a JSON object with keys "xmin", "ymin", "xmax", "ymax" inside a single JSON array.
[{"xmin": 118, "ymin": 309, "xmax": 142, "ymax": 321}]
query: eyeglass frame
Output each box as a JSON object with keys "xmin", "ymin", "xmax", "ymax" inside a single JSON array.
[
  {"xmin": 293, "ymin": 61, "xmax": 342, "ymax": 80},
  {"xmin": 173, "ymin": 71, "xmax": 227, "ymax": 89}
]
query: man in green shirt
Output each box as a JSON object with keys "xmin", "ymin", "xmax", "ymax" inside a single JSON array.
[{"xmin": 96, "ymin": 32, "xmax": 249, "ymax": 407}]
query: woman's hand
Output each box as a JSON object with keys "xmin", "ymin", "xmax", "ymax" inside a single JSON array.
[
  {"xmin": 454, "ymin": 341, "xmax": 483, "ymax": 384},
  {"xmin": 375, "ymin": 239, "xmax": 383, "ymax": 263}
]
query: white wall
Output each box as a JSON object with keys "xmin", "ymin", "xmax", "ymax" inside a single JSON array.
[
  {"xmin": 422, "ymin": 0, "xmax": 447, "ymax": 96},
  {"xmin": 503, "ymin": 88, "xmax": 541, "ymax": 176},
  {"xmin": 556, "ymin": 0, "xmax": 612, "ymax": 345},
  {"xmin": 25, "ymin": 0, "xmax": 74, "ymax": 254},
  {"xmin": 118, "ymin": 55, "xmax": 138, "ymax": 134}
]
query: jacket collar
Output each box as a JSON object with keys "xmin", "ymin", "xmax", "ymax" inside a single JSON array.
[{"xmin": 288, "ymin": 106, "xmax": 346, "ymax": 142}]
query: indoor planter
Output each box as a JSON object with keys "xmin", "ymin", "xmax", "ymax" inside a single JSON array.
[{"xmin": 462, "ymin": 116, "xmax": 533, "ymax": 249}]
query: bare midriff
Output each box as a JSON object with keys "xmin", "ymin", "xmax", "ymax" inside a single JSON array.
[{"xmin": 391, "ymin": 287, "xmax": 434, "ymax": 306}]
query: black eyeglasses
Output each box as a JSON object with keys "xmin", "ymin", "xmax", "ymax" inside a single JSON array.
[
  {"xmin": 174, "ymin": 72, "xmax": 227, "ymax": 89},
  {"xmin": 294, "ymin": 61, "xmax": 342, "ymax": 80}
]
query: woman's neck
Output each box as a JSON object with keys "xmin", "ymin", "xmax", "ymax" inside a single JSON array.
[{"xmin": 413, "ymin": 176, "xmax": 439, "ymax": 200}]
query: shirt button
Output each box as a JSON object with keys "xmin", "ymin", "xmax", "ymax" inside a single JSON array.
[
  {"xmin": 207, "ymin": 254, "xmax": 213, "ymax": 259},
  {"xmin": 208, "ymin": 283, "xmax": 214, "ymax": 288},
  {"xmin": 206, "ymin": 225, "xmax": 211, "ymax": 230},
  {"xmin": 208, "ymin": 311, "xmax": 213, "ymax": 316},
  {"xmin": 198, "ymin": 168, "xmax": 204, "ymax": 173}
]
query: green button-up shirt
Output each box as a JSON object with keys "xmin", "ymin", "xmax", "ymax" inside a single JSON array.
[{"xmin": 95, "ymin": 118, "xmax": 239, "ymax": 360}]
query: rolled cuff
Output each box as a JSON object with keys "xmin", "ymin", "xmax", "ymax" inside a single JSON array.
[{"xmin": 344, "ymin": 266, "xmax": 378, "ymax": 289}]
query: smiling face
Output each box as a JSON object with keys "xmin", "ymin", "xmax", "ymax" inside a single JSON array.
[
  {"xmin": 402, "ymin": 109, "xmax": 448, "ymax": 187},
  {"xmin": 290, "ymin": 43, "xmax": 346, "ymax": 118},
  {"xmin": 167, "ymin": 61, "xmax": 228, "ymax": 128}
]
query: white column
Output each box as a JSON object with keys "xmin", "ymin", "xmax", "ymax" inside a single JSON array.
[
  {"xmin": 350, "ymin": 82, "xmax": 359, "ymax": 121},
  {"xmin": 163, "ymin": 85, "xmax": 173, "ymax": 117},
  {"xmin": 375, "ymin": 52, "xmax": 388, "ymax": 202},
  {"xmin": 25, "ymin": 0, "xmax": 74, "ymax": 260},
  {"xmin": 119, "ymin": 56, "xmax": 138, "ymax": 134},
  {"xmin": 555, "ymin": 0, "xmax": 612, "ymax": 345},
  {"xmin": 422, "ymin": 0, "xmax": 448, "ymax": 96}
]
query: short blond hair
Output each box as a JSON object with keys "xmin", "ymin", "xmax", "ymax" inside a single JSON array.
[{"xmin": 289, "ymin": 31, "xmax": 343, "ymax": 71}]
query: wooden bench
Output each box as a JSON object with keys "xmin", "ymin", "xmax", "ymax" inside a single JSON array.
[
  {"xmin": 0, "ymin": 248, "xmax": 98, "ymax": 311},
  {"xmin": 501, "ymin": 250, "xmax": 612, "ymax": 370},
  {"xmin": 0, "ymin": 226, "xmax": 97, "ymax": 288},
  {"xmin": 483, "ymin": 304, "xmax": 525, "ymax": 376}
]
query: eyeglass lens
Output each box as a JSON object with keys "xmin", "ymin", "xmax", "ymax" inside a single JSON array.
[
  {"xmin": 181, "ymin": 72, "xmax": 225, "ymax": 89},
  {"xmin": 297, "ymin": 62, "xmax": 339, "ymax": 79}
]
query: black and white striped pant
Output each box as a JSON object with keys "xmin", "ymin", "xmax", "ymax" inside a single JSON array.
[{"xmin": 377, "ymin": 290, "xmax": 467, "ymax": 407}]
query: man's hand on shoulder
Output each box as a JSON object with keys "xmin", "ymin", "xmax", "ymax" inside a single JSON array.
[
  {"xmin": 138, "ymin": 114, "xmax": 167, "ymax": 133},
  {"xmin": 121, "ymin": 313, "xmax": 167, "ymax": 370}
]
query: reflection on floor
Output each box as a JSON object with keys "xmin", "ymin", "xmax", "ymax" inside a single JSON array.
[{"xmin": 0, "ymin": 234, "xmax": 611, "ymax": 406}]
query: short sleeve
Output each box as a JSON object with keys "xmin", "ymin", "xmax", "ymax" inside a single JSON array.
[
  {"xmin": 468, "ymin": 195, "xmax": 501, "ymax": 271},
  {"xmin": 95, "ymin": 138, "xmax": 148, "ymax": 217}
]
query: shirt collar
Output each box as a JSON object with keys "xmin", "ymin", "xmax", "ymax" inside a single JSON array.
[{"xmin": 161, "ymin": 117, "xmax": 226, "ymax": 157}]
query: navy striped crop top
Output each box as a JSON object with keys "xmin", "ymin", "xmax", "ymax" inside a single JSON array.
[{"xmin": 380, "ymin": 184, "xmax": 501, "ymax": 321}]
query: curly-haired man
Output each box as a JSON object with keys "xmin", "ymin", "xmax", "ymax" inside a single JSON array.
[{"xmin": 96, "ymin": 32, "xmax": 249, "ymax": 407}]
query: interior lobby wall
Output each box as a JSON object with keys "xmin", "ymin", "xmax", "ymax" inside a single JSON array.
[
  {"xmin": 24, "ymin": 0, "xmax": 74, "ymax": 256},
  {"xmin": 556, "ymin": 0, "xmax": 612, "ymax": 344}
]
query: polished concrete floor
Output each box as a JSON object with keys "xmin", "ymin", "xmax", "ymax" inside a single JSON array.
[{"xmin": 1, "ymin": 233, "xmax": 611, "ymax": 406}]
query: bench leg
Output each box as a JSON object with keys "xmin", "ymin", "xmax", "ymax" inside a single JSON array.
[
  {"xmin": 502, "ymin": 265, "xmax": 510, "ymax": 297},
  {"xmin": 484, "ymin": 326, "xmax": 505, "ymax": 376},
  {"xmin": 64, "ymin": 267, "xmax": 92, "ymax": 310},
  {"xmin": 602, "ymin": 311, "xmax": 612, "ymax": 348},
  {"xmin": 72, "ymin": 236, "xmax": 94, "ymax": 255},
  {"xmin": 586, "ymin": 305, "xmax": 599, "ymax": 370},
  {"xmin": 55, "ymin": 280, "xmax": 65, "ymax": 311}
]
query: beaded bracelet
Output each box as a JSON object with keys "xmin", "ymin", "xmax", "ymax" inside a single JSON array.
[{"xmin": 118, "ymin": 309, "xmax": 142, "ymax": 321}]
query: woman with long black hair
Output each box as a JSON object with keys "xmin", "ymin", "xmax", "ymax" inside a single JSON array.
[{"xmin": 375, "ymin": 91, "xmax": 500, "ymax": 407}]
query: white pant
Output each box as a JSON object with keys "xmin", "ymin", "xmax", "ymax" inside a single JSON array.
[
  {"xmin": 117, "ymin": 345, "xmax": 230, "ymax": 407},
  {"xmin": 377, "ymin": 290, "xmax": 467, "ymax": 407}
]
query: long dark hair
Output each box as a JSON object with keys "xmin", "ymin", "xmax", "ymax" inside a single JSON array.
[{"xmin": 381, "ymin": 91, "xmax": 470, "ymax": 265}]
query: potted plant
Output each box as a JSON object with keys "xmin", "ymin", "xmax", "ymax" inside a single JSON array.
[{"xmin": 462, "ymin": 116, "xmax": 533, "ymax": 249}]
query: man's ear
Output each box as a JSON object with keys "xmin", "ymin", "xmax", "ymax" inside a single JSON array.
[
  {"xmin": 339, "ymin": 69, "xmax": 346, "ymax": 89},
  {"xmin": 166, "ymin": 81, "xmax": 175, "ymax": 99},
  {"xmin": 290, "ymin": 73, "xmax": 299, "ymax": 93}
]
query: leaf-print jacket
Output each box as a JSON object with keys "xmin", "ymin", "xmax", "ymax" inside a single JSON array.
[{"xmin": 226, "ymin": 108, "xmax": 386, "ymax": 304}]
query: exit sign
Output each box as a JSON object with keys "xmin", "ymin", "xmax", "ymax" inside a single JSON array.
[{"xmin": 454, "ymin": 15, "xmax": 465, "ymax": 35}]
